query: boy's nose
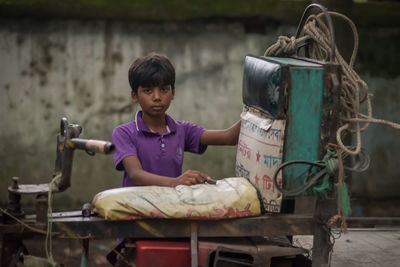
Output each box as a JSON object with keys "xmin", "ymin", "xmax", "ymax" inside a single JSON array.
[{"xmin": 153, "ymin": 88, "xmax": 161, "ymax": 100}]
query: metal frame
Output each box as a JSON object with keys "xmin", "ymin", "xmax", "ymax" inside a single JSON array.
[{"xmin": 2, "ymin": 5, "xmax": 395, "ymax": 267}]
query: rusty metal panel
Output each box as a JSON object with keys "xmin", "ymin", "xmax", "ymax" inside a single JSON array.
[{"xmin": 283, "ymin": 62, "xmax": 325, "ymax": 192}]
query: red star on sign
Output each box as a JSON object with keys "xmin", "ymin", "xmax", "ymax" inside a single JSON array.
[{"xmin": 256, "ymin": 151, "xmax": 261, "ymax": 162}]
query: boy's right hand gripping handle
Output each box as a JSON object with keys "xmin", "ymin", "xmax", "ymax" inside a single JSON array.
[{"xmin": 68, "ymin": 138, "xmax": 115, "ymax": 155}]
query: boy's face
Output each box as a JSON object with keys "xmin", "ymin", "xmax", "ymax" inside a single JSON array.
[{"xmin": 131, "ymin": 84, "xmax": 175, "ymax": 117}]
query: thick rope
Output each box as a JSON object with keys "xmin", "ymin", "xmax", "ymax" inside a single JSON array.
[
  {"xmin": 264, "ymin": 11, "xmax": 399, "ymax": 233},
  {"xmin": 264, "ymin": 11, "xmax": 400, "ymax": 156}
]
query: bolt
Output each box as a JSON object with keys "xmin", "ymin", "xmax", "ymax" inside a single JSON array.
[{"xmin": 11, "ymin": 177, "xmax": 19, "ymax": 189}]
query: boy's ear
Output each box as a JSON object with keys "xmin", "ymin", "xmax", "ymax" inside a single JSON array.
[
  {"xmin": 131, "ymin": 91, "xmax": 138, "ymax": 103},
  {"xmin": 171, "ymin": 88, "xmax": 175, "ymax": 99}
]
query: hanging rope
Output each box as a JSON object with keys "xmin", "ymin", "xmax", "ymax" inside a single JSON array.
[
  {"xmin": 45, "ymin": 173, "xmax": 61, "ymax": 266},
  {"xmin": 264, "ymin": 11, "xmax": 400, "ymax": 156},
  {"xmin": 266, "ymin": 10, "xmax": 400, "ymax": 233}
]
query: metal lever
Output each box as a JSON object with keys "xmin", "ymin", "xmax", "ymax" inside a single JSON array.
[{"xmin": 68, "ymin": 138, "xmax": 115, "ymax": 155}]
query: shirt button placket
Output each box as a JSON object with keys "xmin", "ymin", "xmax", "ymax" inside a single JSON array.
[{"xmin": 160, "ymin": 135, "xmax": 166, "ymax": 154}]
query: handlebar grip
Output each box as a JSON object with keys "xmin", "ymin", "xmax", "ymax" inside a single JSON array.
[{"xmin": 68, "ymin": 138, "xmax": 115, "ymax": 154}]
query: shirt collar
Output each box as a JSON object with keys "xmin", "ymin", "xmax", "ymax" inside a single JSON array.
[{"xmin": 135, "ymin": 111, "xmax": 177, "ymax": 134}]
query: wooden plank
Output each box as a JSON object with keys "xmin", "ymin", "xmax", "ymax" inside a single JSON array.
[{"xmin": 43, "ymin": 214, "xmax": 316, "ymax": 238}]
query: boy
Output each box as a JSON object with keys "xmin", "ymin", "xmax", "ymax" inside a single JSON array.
[{"xmin": 112, "ymin": 52, "xmax": 241, "ymax": 187}]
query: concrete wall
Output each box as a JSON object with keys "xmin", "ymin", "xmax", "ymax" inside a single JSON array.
[{"xmin": 0, "ymin": 17, "xmax": 399, "ymax": 215}]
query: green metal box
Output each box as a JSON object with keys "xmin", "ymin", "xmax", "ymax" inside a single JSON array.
[{"xmin": 242, "ymin": 55, "xmax": 340, "ymax": 194}]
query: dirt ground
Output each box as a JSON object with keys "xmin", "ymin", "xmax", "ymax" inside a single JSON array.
[
  {"xmin": 294, "ymin": 228, "xmax": 400, "ymax": 267},
  {"xmin": 23, "ymin": 236, "xmax": 117, "ymax": 266}
]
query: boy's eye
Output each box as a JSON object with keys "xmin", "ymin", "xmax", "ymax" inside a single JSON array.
[
  {"xmin": 143, "ymin": 88, "xmax": 152, "ymax": 94},
  {"xmin": 161, "ymin": 86, "xmax": 171, "ymax": 92}
]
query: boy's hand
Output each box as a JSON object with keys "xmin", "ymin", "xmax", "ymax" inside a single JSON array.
[{"xmin": 174, "ymin": 170, "xmax": 211, "ymax": 186}]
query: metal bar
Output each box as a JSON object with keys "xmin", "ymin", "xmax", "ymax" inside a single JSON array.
[
  {"xmin": 312, "ymin": 199, "xmax": 334, "ymax": 267},
  {"xmin": 0, "ymin": 214, "xmax": 316, "ymax": 238},
  {"xmin": 3, "ymin": 214, "xmax": 399, "ymax": 239},
  {"xmin": 190, "ymin": 222, "xmax": 198, "ymax": 267},
  {"xmin": 294, "ymin": 3, "xmax": 336, "ymax": 61},
  {"xmin": 80, "ymin": 239, "xmax": 89, "ymax": 267}
]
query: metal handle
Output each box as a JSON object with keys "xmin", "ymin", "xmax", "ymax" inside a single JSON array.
[
  {"xmin": 68, "ymin": 138, "xmax": 115, "ymax": 155},
  {"xmin": 295, "ymin": 3, "xmax": 336, "ymax": 62}
]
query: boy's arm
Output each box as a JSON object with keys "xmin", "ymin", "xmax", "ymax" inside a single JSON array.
[
  {"xmin": 200, "ymin": 120, "xmax": 241, "ymax": 146},
  {"xmin": 122, "ymin": 155, "xmax": 211, "ymax": 187}
]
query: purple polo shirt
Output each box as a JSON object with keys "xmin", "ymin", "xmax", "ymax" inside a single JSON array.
[{"xmin": 112, "ymin": 111, "xmax": 207, "ymax": 187}]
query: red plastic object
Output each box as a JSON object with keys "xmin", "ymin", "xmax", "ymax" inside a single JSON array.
[{"xmin": 135, "ymin": 241, "xmax": 191, "ymax": 267}]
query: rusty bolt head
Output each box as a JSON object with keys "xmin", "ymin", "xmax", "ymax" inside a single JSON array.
[{"xmin": 11, "ymin": 177, "xmax": 19, "ymax": 189}]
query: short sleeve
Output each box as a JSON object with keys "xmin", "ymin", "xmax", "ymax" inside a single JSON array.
[
  {"xmin": 182, "ymin": 121, "xmax": 207, "ymax": 154},
  {"xmin": 112, "ymin": 123, "xmax": 138, "ymax": 171}
]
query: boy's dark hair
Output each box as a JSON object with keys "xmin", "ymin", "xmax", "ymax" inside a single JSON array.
[{"xmin": 128, "ymin": 53, "xmax": 175, "ymax": 93}]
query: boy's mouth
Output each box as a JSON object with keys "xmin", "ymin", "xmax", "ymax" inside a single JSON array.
[{"xmin": 151, "ymin": 106, "xmax": 164, "ymax": 111}]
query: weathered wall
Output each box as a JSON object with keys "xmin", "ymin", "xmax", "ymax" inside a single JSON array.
[
  {"xmin": 350, "ymin": 26, "xmax": 400, "ymax": 216},
  {"xmin": 0, "ymin": 16, "xmax": 399, "ymax": 215}
]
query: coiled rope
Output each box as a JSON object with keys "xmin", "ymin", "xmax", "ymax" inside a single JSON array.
[
  {"xmin": 266, "ymin": 10, "xmax": 400, "ymax": 232},
  {"xmin": 264, "ymin": 11, "xmax": 400, "ymax": 156}
]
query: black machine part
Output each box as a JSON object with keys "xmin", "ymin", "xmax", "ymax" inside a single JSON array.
[
  {"xmin": 7, "ymin": 117, "xmax": 115, "ymax": 196},
  {"xmin": 4, "ymin": 117, "xmax": 115, "ymax": 224}
]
